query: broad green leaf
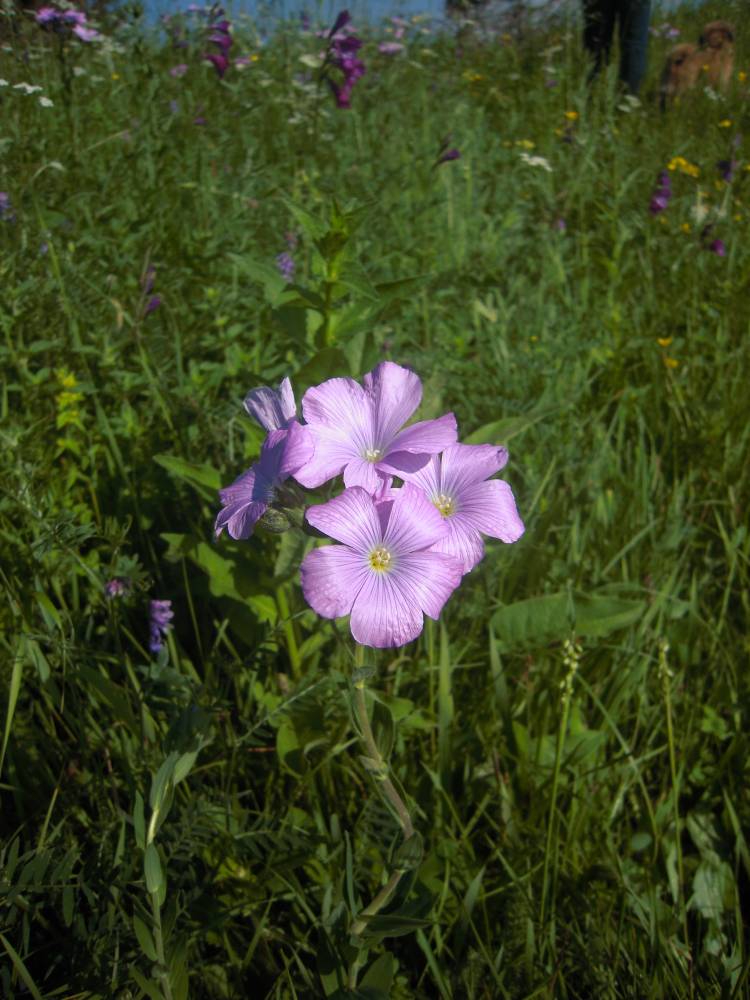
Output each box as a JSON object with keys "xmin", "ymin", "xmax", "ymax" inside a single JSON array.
[
  {"xmin": 492, "ymin": 591, "xmax": 645, "ymax": 651},
  {"xmin": 360, "ymin": 952, "xmax": 397, "ymax": 993},
  {"xmin": 1, "ymin": 640, "xmax": 24, "ymax": 778},
  {"xmin": 153, "ymin": 453, "xmax": 222, "ymax": 493}
]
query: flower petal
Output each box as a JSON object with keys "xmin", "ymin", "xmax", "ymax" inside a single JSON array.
[
  {"xmin": 393, "ymin": 550, "xmax": 463, "ymax": 618},
  {"xmin": 305, "ymin": 486, "xmax": 382, "ymax": 551},
  {"xmin": 350, "ymin": 571, "xmax": 424, "ymax": 648},
  {"xmin": 302, "ymin": 376, "xmax": 373, "ymax": 452},
  {"xmin": 458, "ymin": 480, "xmax": 525, "ymax": 542},
  {"xmin": 382, "ymin": 482, "xmax": 447, "ymax": 554},
  {"xmin": 363, "ymin": 361, "xmax": 422, "ymax": 446},
  {"xmin": 430, "ymin": 517, "xmax": 486, "ymax": 573},
  {"xmin": 387, "ymin": 412, "xmax": 457, "ymax": 456},
  {"xmin": 293, "ymin": 426, "xmax": 358, "ymax": 487},
  {"xmin": 440, "ymin": 443, "xmax": 509, "ymax": 496},
  {"xmin": 214, "ymin": 498, "xmax": 268, "ymax": 539},
  {"xmin": 377, "ymin": 450, "xmax": 432, "ymax": 478},
  {"xmin": 279, "ymin": 421, "xmax": 315, "ymax": 477},
  {"xmin": 300, "ymin": 545, "xmax": 368, "ymax": 619},
  {"xmin": 394, "ymin": 454, "xmax": 440, "ymax": 495},
  {"xmin": 343, "ymin": 457, "xmax": 383, "ymax": 493},
  {"xmin": 244, "ymin": 377, "xmax": 297, "ymax": 431}
]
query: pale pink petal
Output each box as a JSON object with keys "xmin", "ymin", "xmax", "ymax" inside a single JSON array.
[
  {"xmin": 393, "ymin": 550, "xmax": 463, "ymax": 618},
  {"xmin": 363, "ymin": 362, "xmax": 422, "ymax": 445},
  {"xmin": 305, "ymin": 486, "xmax": 382, "ymax": 550},
  {"xmin": 302, "ymin": 376, "xmax": 373, "ymax": 453},
  {"xmin": 300, "ymin": 545, "xmax": 368, "ymax": 619},
  {"xmin": 377, "ymin": 450, "xmax": 431, "ymax": 478},
  {"xmin": 430, "ymin": 517, "xmax": 486, "ymax": 573},
  {"xmin": 458, "ymin": 480, "xmax": 525, "ymax": 542},
  {"xmin": 292, "ymin": 427, "xmax": 357, "ymax": 487},
  {"xmin": 382, "ymin": 483, "xmax": 447, "ymax": 554},
  {"xmin": 440, "ymin": 444, "xmax": 509, "ymax": 496},
  {"xmin": 279, "ymin": 421, "xmax": 314, "ymax": 477},
  {"xmin": 396, "ymin": 454, "xmax": 440, "ymax": 495},
  {"xmin": 343, "ymin": 457, "xmax": 383, "ymax": 493},
  {"xmin": 244, "ymin": 377, "xmax": 296, "ymax": 430},
  {"xmin": 387, "ymin": 412, "xmax": 457, "ymax": 456},
  {"xmin": 350, "ymin": 571, "xmax": 424, "ymax": 648}
]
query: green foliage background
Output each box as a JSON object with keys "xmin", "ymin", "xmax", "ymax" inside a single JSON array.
[{"xmin": 1, "ymin": 0, "xmax": 749, "ymax": 996}]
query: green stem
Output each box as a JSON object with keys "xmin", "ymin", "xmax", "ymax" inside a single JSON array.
[
  {"xmin": 661, "ymin": 641, "xmax": 692, "ymax": 996},
  {"xmin": 276, "ymin": 585, "xmax": 301, "ymax": 678},
  {"xmin": 347, "ymin": 646, "xmax": 417, "ymax": 988},
  {"xmin": 150, "ymin": 891, "xmax": 174, "ymax": 1000}
]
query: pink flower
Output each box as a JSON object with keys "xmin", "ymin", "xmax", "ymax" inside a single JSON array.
[
  {"xmin": 205, "ymin": 52, "xmax": 229, "ymax": 77},
  {"xmin": 401, "ymin": 444, "xmax": 525, "ymax": 573},
  {"xmin": 215, "ymin": 425, "xmax": 312, "ymax": 539},
  {"xmin": 170, "ymin": 63, "xmax": 189, "ymax": 77},
  {"xmin": 301, "ymin": 484, "xmax": 463, "ymax": 647},
  {"xmin": 378, "ymin": 41, "xmax": 404, "ymax": 55},
  {"xmin": 293, "ymin": 361, "xmax": 457, "ymax": 494},
  {"xmin": 72, "ymin": 24, "xmax": 98, "ymax": 41}
]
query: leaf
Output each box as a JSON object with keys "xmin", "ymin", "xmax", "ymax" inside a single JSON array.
[
  {"xmin": 360, "ymin": 952, "xmax": 397, "ymax": 992},
  {"xmin": 153, "ymin": 454, "xmax": 222, "ymax": 495},
  {"xmin": 1, "ymin": 641, "xmax": 24, "ymax": 779},
  {"xmin": 133, "ymin": 914, "xmax": 158, "ymax": 962},
  {"xmin": 294, "ymin": 349, "xmax": 350, "ymax": 393},
  {"xmin": 144, "ymin": 843, "xmax": 164, "ymax": 895},
  {"xmin": 491, "ymin": 590, "xmax": 645, "ymax": 651},
  {"xmin": 283, "ymin": 197, "xmax": 326, "ymax": 240},
  {"xmin": 133, "ymin": 791, "xmax": 146, "ymax": 851},
  {"xmin": 0, "ymin": 933, "xmax": 44, "ymax": 1000},
  {"xmin": 371, "ymin": 697, "xmax": 394, "ymax": 761},
  {"xmin": 130, "ymin": 965, "xmax": 166, "ymax": 1000},
  {"xmin": 465, "ymin": 407, "xmax": 552, "ymax": 445}
]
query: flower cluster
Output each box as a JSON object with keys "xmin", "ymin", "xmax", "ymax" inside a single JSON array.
[
  {"xmin": 649, "ymin": 170, "xmax": 672, "ymax": 215},
  {"xmin": 325, "ymin": 11, "xmax": 366, "ymax": 109},
  {"xmin": 35, "ymin": 6, "xmax": 99, "ymax": 42},
  {"xmin": 216, "ymin": 362, "xmax": 524, "ymax": 648},
  {"xmin": 204, "ymin": 8, "xmax": 232, "ymax": 79},
  {"xmin": 0, "ymin": 192, "xmax": 15, "ymax": 223},
  {"xmin": 149, "ymin": 599, "xmax": 174, "ymax": 653}
]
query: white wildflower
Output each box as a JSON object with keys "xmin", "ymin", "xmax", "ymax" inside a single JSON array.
[
  {"xmin": 13, "ymin": 82, "xmax": 43, "ymax": 94},
  {"xmin": 39, "ymin": 96, "xmax": 54, "ymax": 108},
  {"xmin": 519, "ymin": 152, "xmax": 553, "ymax": 173}
]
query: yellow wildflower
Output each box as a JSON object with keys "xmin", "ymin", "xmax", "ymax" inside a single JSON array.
[
  {"xmin": 734, "ymin": 213, "xmax": 742, "ymax": 222},
  {"xmin": 111, "ymin": 72, "xmax": 120, "ymax": 80},
  {"xmin": 663, "ymin": 356, "xmax": 679, "ymax": 369},
  {"xmin": 739, "ymin": 71, "xmax": 747, "ymax": 83},
  {"xmin": 657, "ymin": 337, "xmax": 673, "ymax": 348},
  {"xmin": 57, "ymin": 369, "xmax": 77, "ymax": 389},
  {"xmin": 681, "ymin": 223, "xmax": 691, "ymax": 234},
  {"xmin": 718, "ymin": 119, "xmax": 732, "ymax": 128},
  {"xmin": 564, "ymin": 110, "xmax": 579, "ymax": 121},
  {"xmin": 515, "ymin": 139, "xmax": 535, "ymax": 149}
]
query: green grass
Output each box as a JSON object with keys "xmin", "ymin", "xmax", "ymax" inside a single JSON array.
[{"xmin": 1, "ymin": 0, "xmax": 750, "ymax": 996}]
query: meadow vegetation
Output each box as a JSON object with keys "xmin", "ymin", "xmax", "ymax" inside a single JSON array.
[{"xmin": 1, "ymin": 0, "xmax": 749, "ymax": 996}]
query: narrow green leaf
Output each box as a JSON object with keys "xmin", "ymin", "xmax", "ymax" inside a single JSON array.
[
  {"xmin": 1, "ymin": 642, "xmax": 24, "ymax": 779},
  {"xmin": 144, "ymin": 843, "xmax": 164, "ymax": 895},
  {"xmin": 0, "ymin": 933, "xmax": 44, "ymax": 1000},
  {"xmin": 133, "ymin": 914, "xmax": 158, "ymax": 962},
  {"xmin": 133, "ymin": 791, "xmax": 146, "ymax": 851}
]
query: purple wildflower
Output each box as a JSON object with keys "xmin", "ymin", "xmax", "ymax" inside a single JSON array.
[
  {"xmin": 400, "ymin": 444, "xmax": 524, "ymax": 573},
  {"xmin": 276, "ymin": 251, "xmax": 295, "ymax": 282},
  {"xmin": 0, "ymin": 192, "xmax": 14, "ymax": 222},
  {"xmin": 203, "ymin": 10, "xmax": 232, "ymax": 77},
  {"xmin": 170, "ymin": 63, "xmax": 189, "ymax": 77},
  {"xmin": 717, "ymin": 158, "xmax": 737, "ymax": 182},
  {"xmin": 244, "ymin": 376, "xmax": 298, "ymax": 431},
  {"xmin": 301, "ymin": 484, "xmax": 464, "ymax": 648},
  {"xmin": 649, "ymin": 170, "xmax": 672, "ymax": 215},
  {"xmin": 72, "ymin": 25, "xmax": 98, "ymax": 42},
  {"xmin": 554, "ymin": 217, "xmax": 567, "ymax": 232},
  {"xmin": 105, "ymin": 578, "xmax": 129, "ymax": 599},
  {"xmin": 205, "ymin": 52, "xmax": 229, "ymax": 77},
  {"xmin": 292, "ymin": 361, "xmax": 457, "ymax": 494},
  {"xmin": 329, "ymin": 10, "xmax": 351, "ymax": 36},
  {"xmin": 149, "ymin": 599, "xmax": 174, "ymax": 653},
  {"xmin": 709, "ymin": 238, "xmax": 726, "ymax": 257},
  {"xmin": 326, "ymin": 15, "xmax": 365, "ymax": 109},
  {"xmin": 144, "ymin": 295, "xmax": 161, "ymax": 316},
  {"xmin": 436, "ymin": 148, "xmax": 461, "ymax": 166},
  {"xmin": 35, "ymin": 6, "xmax": 59, "ymax": 24},
  {"xmin": 379, "ymin": 41, "xmax": 404, "ymax": 55},
  {"xmin": 215, "ymin": 425, "xmax": 312, "ymax": 539}
]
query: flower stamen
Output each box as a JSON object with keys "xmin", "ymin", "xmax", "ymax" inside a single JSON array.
[
  {"xmin": 434, "ymin": 493, "xmax": 456, "ymax": 517},
  {"xmin": 364, "ymin": 447, "xmax": 383, "ymax": 462},
  {"xmin": 368, "ymin": 545, "xmax": 392, "ymax": 572}
]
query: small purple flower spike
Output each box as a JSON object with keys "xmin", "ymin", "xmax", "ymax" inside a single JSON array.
[
  {"xmin": 709, "ymin": 238, "xmax": 726, "ymax": 257},
  {"xmin": 276, "ymin": 251, "xmax": 295, "ymax": 282},
  {"xmin": 149, "ymin": 599, "xmax": 174, "ymax": 652},
  {"xmin": 105, "ymin": 578, "xmax": 129, "ymax": 599}
]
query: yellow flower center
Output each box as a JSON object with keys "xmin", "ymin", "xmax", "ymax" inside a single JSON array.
[
  {"xmin": 434, "ymin": 493, "xmax": 456, "ymax": 517},
  {"xmin": 364, "ymin": 447, "xmax": 383, "ymax": 463},
  {"xmin": 369, "ymin": 545, "xmax": 392, "ymax": 572}
]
